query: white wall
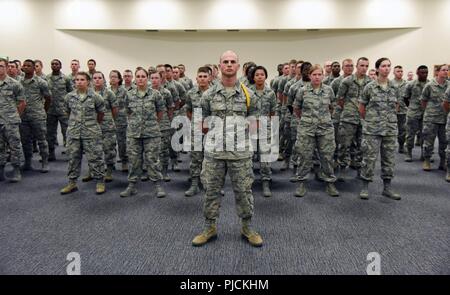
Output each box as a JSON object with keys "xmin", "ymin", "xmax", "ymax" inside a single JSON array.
[{"xmin": 1, "ymin": 0, "xmax": 449, "ymax": 80}]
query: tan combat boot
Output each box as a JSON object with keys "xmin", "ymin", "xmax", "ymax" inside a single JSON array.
[
  {"xmin": 422, "ymin": 160, "xmax": 431, "ymax": 171},
  {"xmin": 96, "ymin": 181, "xmax": 106, "ymax": 195},
  {"xmin": 192, "ymin": 225, "xmax": 217, "ymax": 246},
  {"xmin": 241, "ymin": 225, "xmax": 263, "ymax": 247},
  {"xmin": 105, "ymin": 165, "xmax": 114, "ymax": 183},
  {"xmin": 60, "ymin": 181, "xmax": 78, "ymax": 195},
  {"xmin": 326, "ymin": 183, "xmax": 339, "ymax": 197}
]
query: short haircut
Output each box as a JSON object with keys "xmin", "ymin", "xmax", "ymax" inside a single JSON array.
[
  {"xmin": 51, "ymin": 59, "xmax": 62, "ymax": 66},
  {"xmin": 178, "ymin": 64, "xmax": 185, "ymax": 67},
  {"xmin": 289, "ymin": 59, "xmax": 297, "ymax": 65},
  {"xmin": 150, "ymin": 70, "xmax": 162, "ymax": 78},
  {"xmin": 135, "ymin": 68, "xmax": 149, "ymax": 77},
  {"xmin": 76, "ymin": 71, "xmax": 91, "ymax": 81},
  {"xmin": 331, "ymin": 61, "xmax": 340, "ymax": 67},
  {"xmin": 8, "ymin": 61, "xmax": 17, "ymax": 68},
  {"xmin": 173, "ymin": 66, "xmax": 180, "ymax": 70},
  {"xmin": 308, "ymin": 64, "xmax": 323, "ymax": 75},
  {"xmin": 34, "ymin": 59, "xmax": 42, "ymax": 66},
  {"xmin": 197, "ymin": 66, "xmax": 210, "ymax": 74},
  {"xmin": 394, "ymin": 65, "xmax": 403, "ymax": 70},
  {"xmin": 417, "ymin": 65, "xmax": 428, "ymax": 71},
  {"xmin": 357, "ymin": 57, "xmax": 369, "ymax": 65},
  {"xmin": 164, "ymin": 64, "xmax": 173, "ymax": 70},
  {"xmin": 93, "ymin": 71, "xmax": 105, "ymax": 80},
  {"xmin": 203, "ymin": 65, "xmax": 213, "ymax": 75},
  {"xmin": 71, "ymin": 59, "xmax": 80, "ymax": 64},
  {"xmin": 87, "ymin": 59, "xmax": 96, "ymax": 65},
  {"xmin": 342, "ymin": 58, "xmax": 353, "ymax": 66},
  {"xmin": 24, "ymin": 59, "xmax": 35, "ymax": 66},
  {"xmin": 0, "ymin": 58, "xmax": 8, "ymax": 66},
  {"xmin": 123, "ymin": 69, "xmax": 133, "ymax": 75}
]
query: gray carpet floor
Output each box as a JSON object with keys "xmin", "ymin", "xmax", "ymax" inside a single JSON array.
[{"xmin": 0, "ymin": 144, "xmax": 449, "ymax": 275}]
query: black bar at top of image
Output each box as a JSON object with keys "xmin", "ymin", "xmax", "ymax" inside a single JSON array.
[{"xmin": 0, "ymin": 275, "xmax": 449, "ymax": 294}]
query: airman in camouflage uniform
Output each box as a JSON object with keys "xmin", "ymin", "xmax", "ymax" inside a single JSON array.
[
  {"xmin": 60, "ymin": 72, "xmax": 106, "ymax": 195},
  {"xmin": 0, "ymin": 58, "xmax": 26, "ymax": 182},
  {"xmin": 420, "ymin": 64, "xmax": 449, "ymax": 171},
  {"xmin": 330, "ymin": 59, "xmax": 354, "ymax": 168},
  {"xmin": 392, "ymin": 66, "xmax": 408, "ymax": 153},
  {"xmin": 270, "ymin": 64, "xmax": 284, "ymax": 93},
  {"xmin": 149, "ymin": 71, "xmax": 174, "ymax": 182},
  {"xmin": 157, "ymin": 65, "xmax": 181, "ymax": 172},
  {"xmin": 403, "ymin": 65, "xmax": 429, "ymax": 162},
  {"xmin": 323, "ymin": 61, "xmax": 340, "ymax": 86},
  {"xmin": 282, "ymin": 62, "xmax": 303, "ymax": 171},
  {"xmin": 292, "ymin": 65, "xmax": 339, "ymax": 198},
  {"xmin": 46, "ymin": 59, "xmax": 73, "ymax": 160},
  {"xmin": 120, "ymin": 69, "xmax": 167, "ymax": 199},
  {"xmin": 90, "ymin": 72, "xmax": 118, "ymax": 183},
  {"xmin": 123, "ymin": 70, "xmax": 136, "ymax": 92},
  {"xmin": 67, "ymin": 59, "xmax": 80, "ymax": 89},
  {"xmin": 192, "ymin": 51, "xmax": 263, "ymax": 248},
  {"xmin": 19, "ymin": 60, "xmax": 51, "ymax": 173},
  {"xmin": 34, "ymin": 60, "xmax": 47, "ymax": 82},
  {"xmin": 276, "ymin": 64, "xmax": 291, "ymax": 160},
  {"xmin": 359, "ymin": 58, "xmax": 400, "ymax": 200},
  {"xmin": 166, "ymin": 66, "xmax": 187, "ymax": 167},
  {"xmin": 184, "ymin": 67, "xmax": 210, "ymax": 197},
  {"xmin": 445, "ymin": 88, "xmax": 450, "ymax": 182},
  {"xmin": 336, "ymin": 57, "xmax": 372, "ymax": 180},
  {"xmin": 109, "ymin": 71, "xmax": 129, "ymax": 172},
  {"xmin": 178, "ymin": 64, "xmax": 194, "ymax": 90},
  {"xmin": 251, "ymin": 69, "xmax": 278, "ymax": 197}
]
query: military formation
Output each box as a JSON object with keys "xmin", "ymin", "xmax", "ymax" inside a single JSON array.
[{"xmin": 1, "ymin": 52, "xmax": 450, "ymax": 248}]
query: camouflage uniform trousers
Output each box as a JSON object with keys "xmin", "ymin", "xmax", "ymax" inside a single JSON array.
[
  {"xmin": 190, "ymin": 151, "xmax": 204, "ymax": 179},
  {"xmin": 422, "ymin": 122, "xmax": 447, "ymax": 161},
  {"xmin": 337, "ymin": 122, "xmax": 362, "ymax": 169},
  {"xmin": 446, "ymin": 116, "xmax": 450, "ymax": 171},
  {"xmin": 406, "ymin": 116, "xmax": 423, "ymax": 151},
  {"xmin": 294, "ymin": 129, "xmax": 337, "ymax": 182},
  {"xmin": 279, "ymin": 106, "xmax": 289, "ymax": 156},
  {"xmin": 20, "ymin": 119, "xmax": 49, "ymax": 161},
  {"xmin": 159, "ymin": 130, "xmax": 172, "ymax": 171},
  {"xmin": 102, "ymin": 130, "xmax": 117, "ymax": 166},
  {"xmin": 0, "ymin": 123, "xmax": 24, "ymax": 166},
  {"xmin": 67, "ymin": 137, "xmax": 104, "ymax": 181},
  {"xmin": 360, "ymin": 135, "xmax": 396, "ymax": 182},
  {"xmin": 127, "ymin": 137, "xmax": 162, "ymax": 183},
  {"xmin": 47, "ymin": 113, "xmax": 68, "ymax": 152},
  {"xmin": 257, "ymin": 138, "xmax": 274, "ymax": 181},
  {"xmin": 200, "ymin": 157, "xmax": 254, "ymax": 226},
  {"xmin": 115, "ymin": 125, "xmax": 128, "ymax": 164},
  {"xmin": 397, "ymin": 114, "xmax": 407, "ymax": 149},
  {"xmin": 286, "ymin": 120, "xmax": 298, "ymax": 165}
]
